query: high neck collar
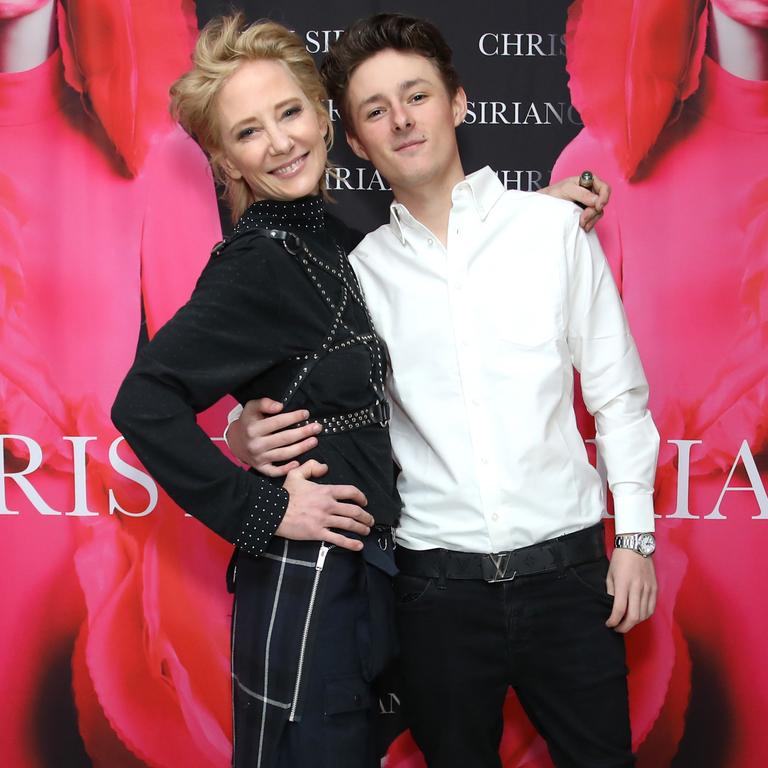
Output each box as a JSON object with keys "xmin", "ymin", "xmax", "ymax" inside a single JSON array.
[
  {"xmin": 0, "ymin": 48, "xmax": 71, "ymax": 126},
  {"xmin": 234, "ymin": 195, "xmax": 326, "ymax": 236},
  {"xmin": 687, "ymin": 54, "xmax": 768, "ymax": 133}
]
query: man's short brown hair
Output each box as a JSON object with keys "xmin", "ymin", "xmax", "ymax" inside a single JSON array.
[{"xmin": 321, "ymin": 14, "xmax": 461, "ymax": 135}]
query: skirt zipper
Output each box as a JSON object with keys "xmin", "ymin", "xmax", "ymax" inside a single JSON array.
[
  {"xmin": 230, "ymin": 562, "xmax": 238, "ymax": 759},
  {"xmin": 288, "ymin": 542, "xmax": 332, "ymax": 721}
]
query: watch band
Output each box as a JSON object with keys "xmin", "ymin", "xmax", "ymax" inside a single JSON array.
[{"xmin": 614, "ymin": 532, "xmax": 656, "ymax": 557}]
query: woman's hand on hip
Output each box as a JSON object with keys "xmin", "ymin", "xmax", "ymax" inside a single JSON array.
[{"xmin": 277, "ymin": 460, "xmax": 373, "ymax": 551}]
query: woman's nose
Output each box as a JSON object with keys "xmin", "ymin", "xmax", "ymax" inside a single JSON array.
[{"xmin": 267, "ymin": 127, "xmax": 294, "ymax": 154}]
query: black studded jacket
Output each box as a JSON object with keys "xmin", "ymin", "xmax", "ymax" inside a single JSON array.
[{"xmin": 111, "ymin": 196, "xmax": 401, "ymax": 560}]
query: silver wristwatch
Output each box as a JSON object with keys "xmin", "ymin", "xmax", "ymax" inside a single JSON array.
[{"xmin": 614, "ymin": 532, "xmax": 656, "ymax": 557}]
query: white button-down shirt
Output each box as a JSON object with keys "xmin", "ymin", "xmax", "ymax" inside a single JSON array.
[{"xmin": 350, "ymin": 167, "xmax": 659, "ymax": 553}]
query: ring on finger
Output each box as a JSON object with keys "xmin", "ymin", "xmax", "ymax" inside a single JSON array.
[{"xmin": 578, "ymin": 170, "xmax": 594, "ymax": 190}]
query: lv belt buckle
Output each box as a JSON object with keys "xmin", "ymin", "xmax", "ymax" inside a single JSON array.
[{"xmin": 483, "ymin": 552, "xmax": 517, "ymax": 583}]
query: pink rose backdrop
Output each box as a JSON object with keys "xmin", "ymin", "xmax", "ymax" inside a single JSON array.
[
  {"xmin": 0, "ymin": 1, "xmax": 232, "ymax": 766},
  {"xmin": 553, "ymin": 1, "xmax": 768, "ymax": 766},
  {"xmin": 1, "ymin": 0, "xmax": 766, "ymax": 766}
]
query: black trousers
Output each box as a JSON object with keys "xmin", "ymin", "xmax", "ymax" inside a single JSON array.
[
  {"xmin": 394, "ymin": 554, "xmax": 633, "ymax": 768},
  {"xmin": 274, "ymin": 550, "xmax": 394, "ymax": 768}
]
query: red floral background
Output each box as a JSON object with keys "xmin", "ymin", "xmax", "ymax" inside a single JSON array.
[{"xmin": 1, "ymin": 1, "xmax": 766, "ymax": 766}]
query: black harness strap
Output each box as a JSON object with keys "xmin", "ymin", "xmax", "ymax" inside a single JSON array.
[{"xmin": 212, "ymin": 227, "xmax": 390, "ymax": 429}]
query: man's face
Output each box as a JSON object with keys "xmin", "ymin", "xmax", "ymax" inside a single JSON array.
[{"xmin": 344, "ymin": 49, "xmax": 467, "ymax": 196}]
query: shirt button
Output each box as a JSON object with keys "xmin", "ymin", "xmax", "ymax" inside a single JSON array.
[
  {"xmin": 427, "ymin": 238, "xmax": 434, "ymax": 246},
  {"xmin": 492, "ymin": 513, "xmax": 499, "ymax": 522},
  {"xmin": 453, "ymin": 281, "xmax": 462, "ymax": 290},
  {"xmin": 480, "ymin": 457, "xmax": 489, "ymax": 465}
]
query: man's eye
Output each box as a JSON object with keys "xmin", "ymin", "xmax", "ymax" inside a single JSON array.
[
  {"xmin": 411, "ymin": 93, "xmax": 426, "ymax": 103},
  {"xmin": 367, "ymin": 108, "xmax": 383, "ymax": 119}
]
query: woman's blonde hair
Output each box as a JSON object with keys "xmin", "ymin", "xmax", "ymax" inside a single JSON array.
[{"xmin": 170, "ymin": 14, "xmax": 334, "ymax": 221}]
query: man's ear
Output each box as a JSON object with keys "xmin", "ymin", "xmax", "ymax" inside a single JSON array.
[
  {"xmin": 346, "ymin": 131, "xmax": 371, "ymax": 162},
  {"xmin": 452, "ymin": 86, "xmax": 468, "ymax": 127}
]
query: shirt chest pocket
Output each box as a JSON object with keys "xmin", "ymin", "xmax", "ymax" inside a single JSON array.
[
  {"xmin": 480, "ymin": 289, "xmax": 562, "ymax": 348},
  {"xmin": 468, "ymin": 253, "xmax": 564, "ymax": 347}
]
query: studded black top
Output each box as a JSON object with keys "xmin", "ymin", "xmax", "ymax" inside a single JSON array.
[{"xmin": 111, "ymin": 196, "xmax": 401, "ymax": 559}]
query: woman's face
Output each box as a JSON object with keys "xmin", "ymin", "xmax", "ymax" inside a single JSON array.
[
  {"xmin": 713, "ymin": 0, "xmax": 768, "ymax": 28},
  {"xmin": 0, "ymin": 0, "xmax": 51, "ymax": 21},
  {"xmin": 216, "ymin": 59, "xmax": 328, "ymax": 204}
]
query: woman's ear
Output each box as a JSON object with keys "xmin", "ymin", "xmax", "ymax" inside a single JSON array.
[
  {"xmin": 321, "ymin": 111, "xmax": 333, "ymax": 145},
  {"xmin": 217, "ymin": 153, "xmax": 243, "ymax": 181}
]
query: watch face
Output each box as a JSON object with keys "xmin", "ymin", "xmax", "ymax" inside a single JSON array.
[{"xmin": 638, "ymin": 533, "xmax": 656, "ymax": 556}]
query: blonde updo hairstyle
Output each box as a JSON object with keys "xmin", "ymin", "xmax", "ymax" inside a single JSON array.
[{"xmin": 170, "ymin": 14, "xmax": 334, "ymax": 221}]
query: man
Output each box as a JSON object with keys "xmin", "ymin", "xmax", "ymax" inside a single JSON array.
[{"xmin": 228, "ymin": 14, "xmax": 658, "ymax": 768}]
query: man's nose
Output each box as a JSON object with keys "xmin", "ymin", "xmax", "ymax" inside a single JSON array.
[{"xmin": 391, "ymin": 105, "xmax": 414, "ymax": 132}]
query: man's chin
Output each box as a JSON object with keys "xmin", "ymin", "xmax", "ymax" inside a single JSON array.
[{"xmin": 387, "ymin": 165, "xmax": 436, "ymax": 191}]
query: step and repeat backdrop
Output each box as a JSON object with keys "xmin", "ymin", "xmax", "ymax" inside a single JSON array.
[{"xmin": 1, "ymin": 0, "xmax": 766, "ymax": 766}]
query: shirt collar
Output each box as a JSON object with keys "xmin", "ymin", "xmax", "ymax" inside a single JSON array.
[{"xmin": 388, "ymin": 166, "xmax": 505, "ymax": 245}]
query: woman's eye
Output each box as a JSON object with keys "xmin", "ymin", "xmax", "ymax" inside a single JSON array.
[
  {"xmin": 411, "ymin": 93, "xmax": 426, "ymax": 103},
  {"xmin": 284, "ymin": 106, "xmax": 302, "ymax": 119},
  {"xmin": 237, "ymin": 127, "xmax": 258, "ymax": 140}
]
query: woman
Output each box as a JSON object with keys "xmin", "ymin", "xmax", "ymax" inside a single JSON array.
[{"xmin": 112, "ymin": 14, "xmax": 401, "ymax": 768}]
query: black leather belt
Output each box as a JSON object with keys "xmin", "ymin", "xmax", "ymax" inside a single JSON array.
[{"xmin": 395, "ymin": 523, "xmax": 605, "ymax": 583}]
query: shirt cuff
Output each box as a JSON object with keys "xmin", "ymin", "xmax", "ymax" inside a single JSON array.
[
  {"xmin": 613, "ymin": 493, "xmax": 656, "ymax": 534},
  {"xmin": 234, "ymin": 482, "xmax": 289, "ymax": 556},
  {"xmin": 223, "ymin": 403, "xmax": 245, "ymax": 448}
]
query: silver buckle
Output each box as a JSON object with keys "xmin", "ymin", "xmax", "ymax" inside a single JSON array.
[
  {"xmin": 484, "ymin": 552, "xmax": 517, "ymax": 583},
  {"xmin": 370, "ymin": 400, "xmax": 390, "ymax": 427},
  {"xmin": 269, "ymin": 229, "xmax": 301, "ymax": 255},
  {"xmin": 376, "ymin": 527, "xmax": 395, "ymax": 551}
]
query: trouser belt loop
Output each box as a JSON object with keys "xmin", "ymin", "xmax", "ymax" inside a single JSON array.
[
  {"xmin": 551, "ymin": 540, "xmax": 565, "ymax": 575},
  {"xmin": 437, "ymin": 550, "xmax": 448, "ymax": 590}
]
